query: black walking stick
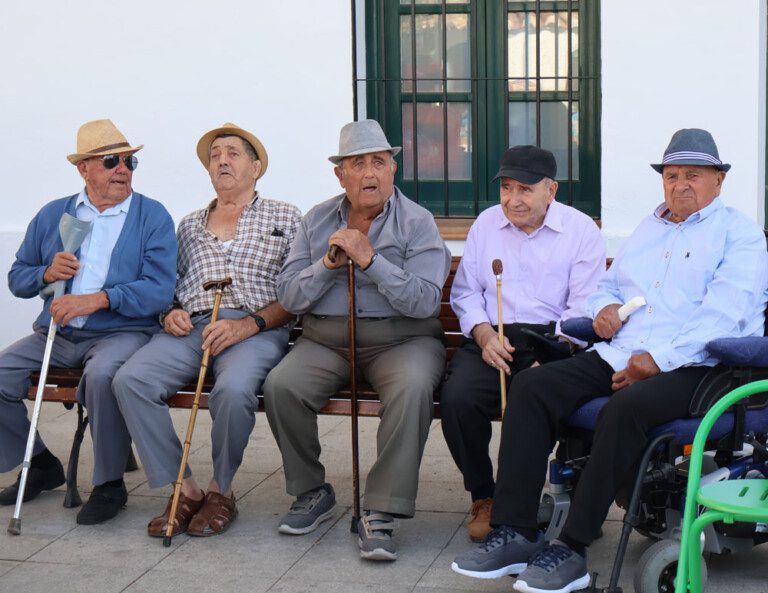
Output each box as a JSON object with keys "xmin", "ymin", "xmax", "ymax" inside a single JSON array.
[
  {"xmin": 328, "ymin": 246, "xmax": 361, "ymax": 533},
  {"xmin": 8, "ymin": 213, "xmax": 91, "ymax": 535}
]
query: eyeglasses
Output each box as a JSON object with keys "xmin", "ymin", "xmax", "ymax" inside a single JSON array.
[{"xmin": 99, "ymin": 154, "xmax": 139, "ymax": 171}]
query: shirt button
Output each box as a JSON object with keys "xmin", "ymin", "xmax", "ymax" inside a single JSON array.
[
  {"xmin": 647, "ymin": 306, "xmax": 653, "ymax": 314},
  {"xmin": 654, "ymin": 282, "xmax": 660, "ymax": 288},
  {"xmin": 664, "ymin": 252, "xmax": 670, "ymax": 259},
  {"xmin": 639, "ymin": 338, "xmax": 645, "ymax": 344}
]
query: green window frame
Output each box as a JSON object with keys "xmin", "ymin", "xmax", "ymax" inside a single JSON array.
[{"xmin": 362, "ymin": 0, "xmax": 601, "ymax": 219}]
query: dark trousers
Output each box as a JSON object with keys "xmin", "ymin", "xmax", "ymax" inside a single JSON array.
[
  {"xmin": 440, "ymin": 323, "xmax": 551, "ymax": 500},
  {"xmin": 490, "ymin": 350, "xmax": 710, "ymax": 546}
]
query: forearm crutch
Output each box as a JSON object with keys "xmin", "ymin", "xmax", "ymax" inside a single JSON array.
[
  {"xmin": 163, "ymin": 277, "xmax": 232, "ymax": 547},
  {"xmin": 8, "ymin": 213, "xmax": 91, "ymax": 536},
  {"xmin": 327, "ymin": 245, "xmax": 361, "ymax": 533},
  {"xmin": 492, "ymin": 259, "xmax": 507, "ymax": 415}
]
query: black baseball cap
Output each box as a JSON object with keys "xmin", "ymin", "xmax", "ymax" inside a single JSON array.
[{"xmin": 493, "ymin": 145, "xmax": 557, "ymax": 184}]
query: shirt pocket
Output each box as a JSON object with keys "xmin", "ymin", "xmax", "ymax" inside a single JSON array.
[{"xmin": 533, "ymin": 261, "xmax": 571, "ymax": 309}]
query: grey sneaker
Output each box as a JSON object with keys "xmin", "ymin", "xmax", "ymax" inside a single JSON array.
[
  {"xmin": 451, "ymin": 526, "xmax": 545, "ymax": 579},
  {"xmin": 278, "ymin": 483, "xmax": 336, "ymax": 535},
  {"xmin": 358, "ymin": 510, "xmax": 397, "ymax": 561},
  {"xmin": 513, "ymin": 543, "xmax": 590, "ymax": 593}
]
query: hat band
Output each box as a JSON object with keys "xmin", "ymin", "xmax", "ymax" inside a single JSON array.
[
  {"xmin": 662, "ymin": 151, "xmax": 721, "ymax": 165},
  {"xmin": 86, "ymin": 142, "xmax": 131, "ymax": 154}
]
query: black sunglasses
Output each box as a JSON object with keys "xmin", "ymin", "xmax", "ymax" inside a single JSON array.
[{"xmin": 100, "ymin": 154, "xmax": 139, "ymax": 171}]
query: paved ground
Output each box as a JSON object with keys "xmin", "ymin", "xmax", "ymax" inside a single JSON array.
[{"xmin": 1, "ymin": 402, "xmax": 766, "ymax": 593}]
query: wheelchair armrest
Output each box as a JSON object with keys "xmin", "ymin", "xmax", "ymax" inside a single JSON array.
[
  {"xmin": 518, "ymin": 327, "xmax": 572, "ymax": 364},
  {"xmin": 560, "ymin": 317, "xmax": 603, "ymax": 344},
  {"xmin": 688, "ymin": 364, "xmax": 768, "ymax": 416},
  {"xmin": 706, "ymin": 336, "xmax": 768, "ymax": 367}
]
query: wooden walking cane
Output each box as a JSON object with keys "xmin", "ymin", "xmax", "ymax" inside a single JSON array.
[
  {"xmin": 163, "ymin": 277, "xmax": 232, "ymax": 547},
  {"xmin": 492, "ymin": 259, "xmax": 507, "ymax": 415},
  {"xmin": 327, "ymin": 245, "xmax": 361, "ymax": 533}
]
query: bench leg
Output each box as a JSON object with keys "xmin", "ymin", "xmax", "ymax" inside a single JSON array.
[
  {"xmin": 63, "ymin": 403, "xmax": 88, "ymax": 508},
  {"xmin": 125, "ymin": 447, "xmax": 139, "ymax": 473}
]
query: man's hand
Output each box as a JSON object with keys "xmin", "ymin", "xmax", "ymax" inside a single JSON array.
[
  {"xmin": 43, "ymin": 252, "xmax": 80, "ymax": 284},
  {"xmin": 50, "ymin": 292, "xmax": 109, "ymax": 327},
  {"xmin": 164, "ymin": 309, "xmax": 193, "ymax": 337},
  {"xmin": 472, "ymin": 322, "xmax": 515, "ymax": 376},
  {"xmin": 202, "ymin": 318, "xmax": 257, "ymax": 356},
  {"xmin": 593, "ymin": 303, "xmax": 623, "ymax": 339},
  {"xmin": 611, "ymin": 352, "xmax": 661, "ymax": 391},
  {"xmin": 324, "ymin": 229, "xmax": 376, "ymax": 270}
]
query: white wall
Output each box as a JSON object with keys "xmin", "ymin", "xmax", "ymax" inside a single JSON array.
[
  {"xmin": 601, "ymin": 0, "xmax": 766, "ymax": 254},
  {"xmin": 0, "ymin": 0, "xmax": 353, "ymax": 347}
]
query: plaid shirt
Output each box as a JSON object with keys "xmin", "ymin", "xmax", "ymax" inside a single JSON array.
[{"xmin": 175, "ymin": 193, "xmax": 302, "ymax": 314}]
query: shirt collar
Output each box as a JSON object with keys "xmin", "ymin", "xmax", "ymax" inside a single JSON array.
[
  {"xmin": 652, "ymin": 196, "xmax": 723, "ymax": 225},
  {"xmin": 201, "ymin": 191, "xmax": 259, "ymax": 224},
  {"xmin": 494, "ymin": 200, "xmax": 564, "ymax": 235},
  {"xmin": 337, "ymin": 188, "xmax": 395, "ymax": 225},
  {"xmin": 77, "ymin": 189, "xmax": 132, "ymax": 215}
]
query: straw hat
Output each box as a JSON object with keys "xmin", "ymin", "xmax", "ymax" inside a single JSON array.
[
  {"xmin": 196, "ymin": 123, "xmax": 268, "ymax": 178},
  {"xmin": 66, "ymin": 119, "xmax": 143, "ymax": 164}
]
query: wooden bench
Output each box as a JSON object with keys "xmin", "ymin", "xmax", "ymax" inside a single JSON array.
[{"xmin": 27, "ymin": 256, "xmax": 464, "ymax": 506}]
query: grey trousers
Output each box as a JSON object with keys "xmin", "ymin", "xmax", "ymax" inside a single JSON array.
[
  {"xmin": 263, "ymin": 315, "xmax": 446, "ymax": 517},
  {"xmin": 0, "ymin": 327, "xmax": 152, "ymax": 485},
  {"xmin": 113, "ymin": 309, "xmax": 289, "ymax": 493}
]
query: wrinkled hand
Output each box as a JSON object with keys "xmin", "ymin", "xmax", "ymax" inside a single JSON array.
[
  {"xmin": 44, "ymin": 252, "xmax": 80, "ymax": 284},
  {"xmin": 472, "ymin": 323, "xmax": 515, "ymax": 376},
  {"xmin": 611, "ymin": 352, "xmax": 660, "ymax": 391},
  {"xmin": 50, "ymin": 292, "xmax": 108, "ymax": 327},
  {"xmin": 593, "ymin": 303, "xmax": 623, "ymax": 340},
  {"xmin": 164, "ymin": 309, "xmax": 193, "ymax": 337},
  {"xmin": 324, "ymin": 229, "xmax": 375, "ymax": 270},
  {"xmin": 202, "ymin": 318, "xmax": 256, "ymax": 356}
]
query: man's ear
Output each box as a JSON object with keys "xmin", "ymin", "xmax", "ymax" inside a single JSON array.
[
  {"xmin": 334, "ymin": 166, "xmax": 345, "ymax": 188},
  {"xmin": 76, "ymin": 160, "xmax": 88, "ymax": 180}
]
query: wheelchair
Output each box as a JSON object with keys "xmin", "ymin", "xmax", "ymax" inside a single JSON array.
[{"xmin": 529, "ymin": 321, "xmax": 768, "ymax": 593}]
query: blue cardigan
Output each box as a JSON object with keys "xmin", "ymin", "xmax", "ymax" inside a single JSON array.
[{"xmin": 9, "ymin": 192, "xmax": 177, "ymax": 333}]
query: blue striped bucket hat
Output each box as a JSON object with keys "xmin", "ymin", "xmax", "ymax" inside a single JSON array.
[{"xmin": 651, "ymin": 128, "xmax": 730, "ymax": 173}]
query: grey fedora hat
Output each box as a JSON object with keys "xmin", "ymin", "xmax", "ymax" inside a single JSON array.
[
  {"xmin": 328, "ymin": 119, "xmax": 401, "ymax": 165},
  {"xmin": 651, "ymin": 128, "xmax": 731, "ymax": 173}
]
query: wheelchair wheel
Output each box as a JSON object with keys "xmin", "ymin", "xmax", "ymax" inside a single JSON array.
[{"xmin": 634, "ymin": 539, "xmax": 707, "ymax": 593}]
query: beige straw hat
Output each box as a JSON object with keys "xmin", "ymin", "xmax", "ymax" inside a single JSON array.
[
  {"xmin": 196, "ymin": 122, "xmax": 268, "ymax": 179},
  {"xmin": 66, "ymin": 119, "xmax": 143, "ymax": 164}
]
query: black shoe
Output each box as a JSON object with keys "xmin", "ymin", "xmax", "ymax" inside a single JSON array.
[
  {"xmin": 0, "ymin": 460, "xmax": 66, "ymax": 505},
  {"xmin": 76, "ymin": 482, "xmax": 128, "ymax": 525}
]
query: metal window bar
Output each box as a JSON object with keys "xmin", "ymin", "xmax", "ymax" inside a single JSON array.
[
  {"xmin": 441, "ymin": 0, "xmax": 450, "ymax": 215},
  {"xmin": 535, "ymin": 0, "xmax": 542, "ymax": 147},
  {"xmin": 502, "ymin": 0, "xmax": 509, "ymax": 150},
  {"xmin": 410, "ymin": 0, "xmax": 420, "ymax": 203},
  {"xmin": 566, "ymin": 0, "xmax": 574, "ymax": 205},
  {"xmin": 351, "ymin": 0, "xmax": 359, "ymax": 121}
]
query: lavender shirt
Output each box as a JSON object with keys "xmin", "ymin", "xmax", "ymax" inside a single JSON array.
[{"xmin": 451, "ymin": 201, "xmax": 606, "ymax": 338}]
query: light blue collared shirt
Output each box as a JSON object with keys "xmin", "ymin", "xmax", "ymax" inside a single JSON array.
[
  {"xmin": 587, "ymin": 198, "xmax": 768, "ymax": 372},
  {"xmin": 69, "ymin": 190, "xmax": 132, "ymax": 327}
]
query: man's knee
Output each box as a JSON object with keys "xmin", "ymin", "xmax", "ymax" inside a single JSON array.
[
  {"xmin": 210, "ymin": 376, "xmax": 259, "ymax": 415},
  {"xmin": 440, "ymin": 373, "xmax": 474, "ymax": 418}
]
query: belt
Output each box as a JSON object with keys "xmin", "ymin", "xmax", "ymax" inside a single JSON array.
[{"xmin": 191, "ymin": 310, "xmax": 212, "ymax": 318}]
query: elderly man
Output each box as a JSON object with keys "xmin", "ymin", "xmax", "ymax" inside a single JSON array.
[
  {"xmin": 452, "ymin": 128, "xmax": 768, "ymax": 593},
  {"xmin": 113, "ymin": 123, "xmax": 301, "ymax": 538},
  {"xmin": 442, "ymin": 145, "xmax": 605, "ymax": 542},
  {"xmin": 0, "ymin": 119, "xmax": 176, "ymax": 525},
  {"xmin": 263, "ymin": 119, "xmax": 450, "ymax": 561}
]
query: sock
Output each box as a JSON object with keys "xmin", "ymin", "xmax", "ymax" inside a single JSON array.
[
  {"xmin": 99, "ymin": 478, "xmax": 124, "ymax": 489},
  {"xmin": 556, "ymin": 534, "xmax": 587, "ymax": 557},
  {"xmin": 470, "ymin": 484, "xmax": 495, "ymax": 502},
  {"xmin": 510, "ymin": 525, "xmax": 539, "ymax": 542},
  {"xmin": 30, "ymin": 449, "xmax": 59, "ymax": 470}
]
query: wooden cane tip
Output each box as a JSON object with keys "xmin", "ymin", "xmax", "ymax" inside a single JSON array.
[
  {"xmin": 350, "ymin": 516, "xmax": 359, "ymax": 533},
  {"xmin": 492, "ymin": 259, "xmax": 503, "ymax": 275},
  {"xmin": 163, "ymin": 535, "xmax": 172, "ymax": 547}
]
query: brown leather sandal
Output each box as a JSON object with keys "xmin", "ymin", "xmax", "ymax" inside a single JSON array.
[
  {"xmin": 187, "ymin": 491, "xmax": 238, "ymax": 537},
  {"xmin": 147, "ymin": 491, "xmax": 205, "ymax": 537}
]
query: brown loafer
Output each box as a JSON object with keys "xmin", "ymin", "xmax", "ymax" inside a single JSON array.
[
  {"xmin": 187, "ymin": 491, "xmax": 238, "ymax": 537},
  {"xmin": 147, "ymin": 491, "xmax": 205, "ymax": 538}
]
